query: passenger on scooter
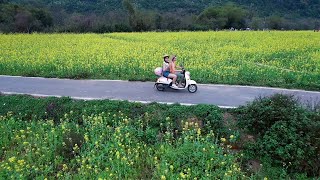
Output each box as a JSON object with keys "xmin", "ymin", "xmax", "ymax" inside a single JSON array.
[
  {"xmin": 169, "ymin": 55, "xmax": 184, "ymax": 88},
  {"xmin": 162, "ymin": 54, "xmax": 178, "ymax": 89}
]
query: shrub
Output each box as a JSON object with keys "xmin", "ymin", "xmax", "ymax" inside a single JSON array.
[
  {"xmin": 236, "ymin": 94, "xmax": 320, "ymax": 177},
  {"xmin": 236, "ymin": 94, "xmax": 300, "ymax": 136}
]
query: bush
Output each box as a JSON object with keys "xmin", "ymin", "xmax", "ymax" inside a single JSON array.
[
  {"xmin": 236, "ymin": 94, "xmax": 320, "ymax": 177},
  {"xmin": 192, "ymin": 104, "xmax": 223, "ymax": 133},
  {"xmin": 236, "ymin": 94, "xmax": 300, "ymax": 136}
]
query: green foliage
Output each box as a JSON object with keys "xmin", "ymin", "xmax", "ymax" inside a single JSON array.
[
  {"xmin": 1, "ymin": 0, "xmax": 320, "ymax": 32},
  {"xmin": 0, "ymin": 95, "xmax": 225, "ymax": 134},
  {"xmin": 236, "ymin": 93, "xmax": 320, "ymax": 177},
  {"xmin": 193, "ymin": 104, "xmax": 223, "ymax": 133},
  {"xmin": 0, "ymin": 3, "xmax": 53, "ymax": 33},
  {"xmin": 198, "ymin": 3, "xmax": 248, "ymax": 29},
  {"xmin": 0, "ymin": 116, "xmax": 81, "ymax": 179},
  {"xmin": 1, "ymin": 94, "xmax": 319, "ymax": 178},
  {"xmin": 7, "ymin": 0, "xmax": 320, "ymax": 18},
  {"xmin": 0, "ymin": 95, "xmax": 244, "ymax": 179},
  {"xmin": 236, "ymin": 94, "xmax": 300, "ymax": 135}
]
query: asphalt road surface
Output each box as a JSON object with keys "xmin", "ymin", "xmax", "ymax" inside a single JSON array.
[{"xmin": 1, "ymin": 75, "xmax": 319, "ymax": 108}]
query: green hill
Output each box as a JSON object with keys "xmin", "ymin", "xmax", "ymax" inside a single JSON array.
[
  {"xmin": 6, "ymin": 0, "xmax": 320, "ymax": 17},
  {"xmin": 0, "ymin": 0, "xmax": 319, "ymax": 32}
]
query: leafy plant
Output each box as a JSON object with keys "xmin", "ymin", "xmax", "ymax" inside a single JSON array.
[{"xmin": 236, "ymin": 94, "xmax": 320, "ymax": 177}]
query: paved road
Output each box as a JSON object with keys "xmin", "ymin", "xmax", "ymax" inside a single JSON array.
[{"xmin": 0, "ymin": 75, "xmax": 319, "ymax": 108}]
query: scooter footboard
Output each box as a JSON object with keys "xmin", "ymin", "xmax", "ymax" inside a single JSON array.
[{"xmin": 157, "ymin": 77, "xmax": 172, "ymax": 84}]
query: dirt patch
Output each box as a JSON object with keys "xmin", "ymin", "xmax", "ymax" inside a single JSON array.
[
  {"xmin": 222, "ymin": 112, "xmax": 238, "ymax": 130},
  {"xmin": 246, "ymin": 159, "xmax": 262, "ymax": 173},
  {"xmin": 222, "ymin": 112, "xmax": 257, "ymax": 150},
  {"xmin": 241, "ymin": 134, "xmax": 256, "ymax": 143}
]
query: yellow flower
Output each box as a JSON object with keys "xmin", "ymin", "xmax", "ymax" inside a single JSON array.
[
  {"xmin": 230, "ymin": 135, "xmax": 235, "ymax": 139},
  {"xmin": 220, "ymin": 137, "xmax": 226, "ymax": 142},
  {"xmin": 116, "ymin": 151, "xmax": 120, "ymax": 159},
  {"xmin": 18, "ymin": 159, "xmax": 25, "ymax": 165},
  {"xmin": 9, "ymin": 156, "xmax": 16, "ymax": 163},
  {"xmin": 161, "ymin": 175, "xmax": 166, "ymax": 180},
  {"xmin": 180, "ymin": 172, "xmax": 186, "ymax": 179},
  {"xmin": 84, "ymin": 134, "xmax": 89, "ymax": 142},
  {"xmin": 197, "ymin": 128, "xmax": 201, "ymax": 135},
  {"xmin": 62, "ymin": 164, "xmax": 68, "ymax": 171}
]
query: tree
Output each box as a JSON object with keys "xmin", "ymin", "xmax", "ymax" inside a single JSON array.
[
  {"xmin": 267, "ymin": 15, "xmax": 283, "ymax": 30},
  {"xmin": 155, "ymin": 13, "xmax": 162, "ymax": 29},
  {"xmin": 14, "ymin": 10, "xmax": 34, "ymax": 33},
  {"xmin": 197, "ymin": 3, "xmax": 248, "ymax": 29},
  {"xmin": 122, "ymin": 0, "xmax": 135, "ymax": 29},
  {"xmin": 30, "ymin": 8, "xmax": 53, "ymax": 28},
  {"xmin": 0, "ymin": 0, "xmax": 8, "ymax": 4}
]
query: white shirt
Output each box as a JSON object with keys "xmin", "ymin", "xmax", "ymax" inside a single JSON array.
[{"xmin": 163, "ymin": 61, "xmax": 169, "ymax": 72}]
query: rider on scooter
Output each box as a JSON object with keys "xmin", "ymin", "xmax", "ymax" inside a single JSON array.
[
  {"xmin": 162, "ymin": 54, "xmax": 179, "ymax": 89},
  {"xmin": 169, "ymin": 55, "xmax": 184, "ymax": 88}
]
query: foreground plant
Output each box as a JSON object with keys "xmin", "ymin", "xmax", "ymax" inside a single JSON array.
[{"xmin": 0, "ymin": 111, "xmax": 245, "ymax": 179}]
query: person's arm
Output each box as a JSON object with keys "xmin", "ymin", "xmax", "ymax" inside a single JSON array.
[{"xmin": 173, "ymin": 62, "xmax": 182, "ymax": 72}]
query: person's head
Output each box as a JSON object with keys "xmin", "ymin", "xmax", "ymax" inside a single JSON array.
[
  {"xmin": 163, "ymin": 54, "xmax": 169, "ymax": 62},
  {"xmin": 169, "ymin": 55, "xmax": 177, "ymax": 62}
]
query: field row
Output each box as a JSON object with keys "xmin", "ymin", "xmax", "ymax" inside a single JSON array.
[{"xmin": 0, "ymin": 31, "xmax": 319, "ymax": 90}]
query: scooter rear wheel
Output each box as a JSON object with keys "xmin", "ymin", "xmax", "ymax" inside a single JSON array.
[
  {"xmin": 188, "ymin": 84, "xmax": 197, "ymax": 93},
  {"xmin": 156, "ymin": 83, "xmax": 165, "ymax": 91}
]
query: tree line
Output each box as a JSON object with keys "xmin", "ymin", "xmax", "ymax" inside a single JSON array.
[{"xmin": 0, "ymin": 0, "xmax": 319, "ymax": 33}]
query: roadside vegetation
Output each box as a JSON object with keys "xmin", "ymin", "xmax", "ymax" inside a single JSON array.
[{"xmin": 0, "ymin": 94, "xmax": 319, "ymax": 179}]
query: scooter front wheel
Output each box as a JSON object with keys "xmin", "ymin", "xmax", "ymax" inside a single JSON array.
[
  {"xmin": 188, "ymin": 84, "xmax": 197, "ymax": 93},
  {"xmin": 156, "ymin": 83, "xmax": 165, "ymax": 91}
]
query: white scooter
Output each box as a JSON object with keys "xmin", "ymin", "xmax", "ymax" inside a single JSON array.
[{"xmin": 154, "ymin": 67, "xmax": 198, "ymax": 93}]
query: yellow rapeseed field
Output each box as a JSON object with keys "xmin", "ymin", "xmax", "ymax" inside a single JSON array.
[{"xmin": 0, "ymin": 31, "xmax": 319, "ymax": 90}]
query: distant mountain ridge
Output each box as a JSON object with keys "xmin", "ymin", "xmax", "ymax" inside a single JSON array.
[
  {"xmin": 7, "ymin": 0, "xmax": 320, "ymax": 18},
  {"xmin": 1, "ymin": 0, "xmax": 319, "ymax": 32}
]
